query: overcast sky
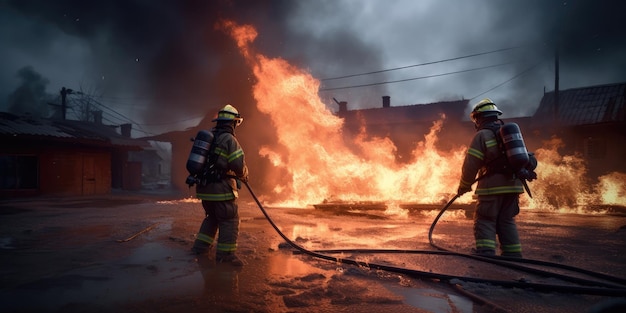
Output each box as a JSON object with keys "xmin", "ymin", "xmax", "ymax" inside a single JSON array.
[{"xmin": 1, "ymin": 0, "xmax": 625, "ymax": 135}]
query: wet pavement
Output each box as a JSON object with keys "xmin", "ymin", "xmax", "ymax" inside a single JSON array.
[{"xmin": 1, "ymin": 190, "xmax": 626, "ymax": 312}]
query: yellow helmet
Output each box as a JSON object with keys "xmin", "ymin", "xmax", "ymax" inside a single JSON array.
[
  {"xmin": 213, "ymin": 104, "xmax": 243, "ymax": 126},
  {"xmin": 470, "ymin": 98, "xmax": 502, "ymax": 124}
]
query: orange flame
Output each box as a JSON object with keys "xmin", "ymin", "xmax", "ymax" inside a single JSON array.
[
  {"xmin": 221, "ymin": 20, "xmax": 626, "ymax": 211},
  {"xmin": 596, "ymin": 172, "xmax": 626, "ymax": 205},
  {"xmin": 525, "ymin": 138, "xmax": 626, "ymax": 212}
]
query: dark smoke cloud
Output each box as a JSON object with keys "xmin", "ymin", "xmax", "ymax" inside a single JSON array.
[
  {"xmin": 7, "ymin": 66, "xmax": 53, "ymax": 118},
  {"xmin": 0, "ymin": 2, "xmax": 256, "ymax": 124},
  {"xmin": 2, "ymin": 0, "xmax": 625, "ymax": 196},
  {"xmin": 1, "ymin": 0, "xmax": 625, "ymax": 123},
  {"xmin": 0, "ymin": 0, "xmax": 388, "ymax": 126}
]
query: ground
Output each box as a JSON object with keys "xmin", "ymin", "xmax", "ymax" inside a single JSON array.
[{"xmin": 1, "ymin": 189, "xmax": 626, "ymax": 313}]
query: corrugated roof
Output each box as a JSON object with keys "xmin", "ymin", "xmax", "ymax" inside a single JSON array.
[
  {"xmin": 533, "ymin": 82, "xmax": 626, "ymax": 126},
  {"xmin": 0, "ymin": 112, "xmax": 149, "ymax": 148},
  {"xmin": 0, "ymin": 112, "xmax": 81, "ymax": 138},
  {"xmin": 60, "ymin": 119, "xmax": 151, "ymax": 148}
]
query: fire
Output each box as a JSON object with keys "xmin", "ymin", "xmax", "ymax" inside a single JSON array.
[
  {"xmin": 219, "ymin": 20, "xmax": 626, "ymax": 211},
  {"xmin": 526, "ymin": 137, "xmax": 626, "ymax": 212},
  {"xmin": 595, "ymin": 172, "xmax": 626, "ymax": 205}
]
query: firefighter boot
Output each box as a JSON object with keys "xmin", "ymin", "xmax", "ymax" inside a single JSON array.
[
  {"xmin": 471, "ymin": 248, "xmax": 496, "ymax": 256},
  {"xmin": 216, "ymin": 252, "xmax": 244, "ymax": 266},
  {"xmin": 191, "ymin": 236, "xmax": 212, "ymax": 256},
  {"xmin": 191, "ymin": 243, "xmax": 211, "ymax": 256}
]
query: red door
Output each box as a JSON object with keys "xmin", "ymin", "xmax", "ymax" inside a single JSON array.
[{"xmin": 82, "ymin": 154, "xmax": 96, "ymax": 195}]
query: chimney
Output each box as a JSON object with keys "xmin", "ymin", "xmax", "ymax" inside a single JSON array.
[
  {"xmin": 93, "ymin": 110, "xmax": 103, "ymax": 125},
  {"xmin": 338, "ymin": 101, "xmax": 347, "ymax": 113},
  {"xmin": 120, "ymin": 123, "xmax": 132, "ymax": 137},
  {"xmin": 333, "ymin": 97, "xmax": 348, "ymax": 113},
  {"xmin": 382, "ymin": 96, "xmax": 390, "ymax": 108}
]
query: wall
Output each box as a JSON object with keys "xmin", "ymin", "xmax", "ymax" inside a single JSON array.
[
  {"xmin": 2, "ymin": 140, "xmax": 112, "ymax": 198},
  {"xmin": 39, "ymin": 149, "xmax": 112, "ymax": 196}
]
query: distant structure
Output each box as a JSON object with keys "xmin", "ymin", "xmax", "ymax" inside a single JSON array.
[
  {"xmin": 530, "ymin": 82, "xmax": 626, "ymax": 178},
  {"xmin": 143, "ymin": 82, "xmax": 626, "ymax": 194},
  {"xmin": 0, "ymin": 112, "xmax": 150, "ymax": 198}
]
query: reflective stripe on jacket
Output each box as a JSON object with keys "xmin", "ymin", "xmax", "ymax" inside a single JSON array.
[
  {"xmin": 459, "ymin": 128, "xmax": 523, "ymax": 195},
  {"xmin": 196, "ymin": 129, "xmax": 248, "ymax": 201}
]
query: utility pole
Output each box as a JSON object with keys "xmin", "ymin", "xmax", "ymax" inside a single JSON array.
[
  {"xmin": 554, "ymin": 44, "xmax": 559, "ymax": 126},
  {"xmin": 60, "ymin": 87, "xmax": 74, "ymax": 120},
  {"xmin": 553, "ymin": 0, "xmax": 565, "ymax": 129}
]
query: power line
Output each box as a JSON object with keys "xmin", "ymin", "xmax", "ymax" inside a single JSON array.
[
  {"xmin": 319, "ymin": 62, "xmax": 515, "ymax": 91},
  {"xmin": 320, "ymin": 46, "xmax": 524, "ymax": 81},
  {"xmin": 86, "ymin": 98, "xmax": 160, "ymax": 136},
  {"xmin": 83, "ymin": 92, "xmax": 206, "ymax": 127},
  {"xmin": 90, "ymin": 99, "xmax": 139, "ymax": 125},
  {"xmin": 469, "ymin": 58, "xmax": 548, "ymax": 101},
  {"xmin": 138, "ymin": 114, "xmax": 206, "ymax": 126}
]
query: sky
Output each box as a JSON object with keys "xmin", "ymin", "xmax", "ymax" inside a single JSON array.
[{"xmin": 1, "ymin": 0, "xmax": 625, "ymax": 136}]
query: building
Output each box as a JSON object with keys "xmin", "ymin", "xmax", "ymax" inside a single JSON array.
[
  {"xmin": 146, "ymin": 82, "xmax": 626, "ymax": 194},
  {"xmin": 530, "ymin": 82, "xmax": 626, "ymax": 179},
  {"xmin": 336, "ymin": 96, "xmax": 473, "ymax": 161},
  {"xmin": 0, "ymin": 112, "xmax": 150, "ymax": 198}
]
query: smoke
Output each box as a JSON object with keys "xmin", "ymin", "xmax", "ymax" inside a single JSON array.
[
  {"xmin": 1, "ymin": 0, "xmax": 390, "ymax": 125},
  {"xmin": 4, "ymin": 0, "xmax": 625, "ymax": 121},
  {"xmin": 2, "ymin": 0, "xmax": 625, "ymax": 197},
  {"xmin": 7, "ymin": 66, "xmax": 53, "ymax": 118}
]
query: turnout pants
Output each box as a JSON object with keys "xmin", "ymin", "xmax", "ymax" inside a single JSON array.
[
  {"xmin": 193, "ymin": 199, "xmax": 240, "ymax": 256},
  {"xmin": 473, "ymin": 194, "xmax": 522, "ymax": 257}
]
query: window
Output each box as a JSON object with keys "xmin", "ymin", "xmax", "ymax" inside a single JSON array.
[{"xmin": 0, "ymin": 155, "xmax": 39, "ymax": 189}]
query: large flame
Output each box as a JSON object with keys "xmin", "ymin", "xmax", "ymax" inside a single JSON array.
[
  {"xmin": 219, "ymin": 21, "xmax": 626, "ymax": 211},
  {"xmin": 526, "ymin": 138, "xmax": 626, "ymax": 212}
]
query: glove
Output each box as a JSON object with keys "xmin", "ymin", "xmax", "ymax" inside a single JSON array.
[
  {"xmin": 185, "ymin": 175, "xmax": 197, "ymax": 187},
  {"xmin": 457, "ymin": 185, "xmax": 472, "ymax": 196},
  {"xmin": 516, "ymin": 169, "xmax": 537, "ymax": 182}
]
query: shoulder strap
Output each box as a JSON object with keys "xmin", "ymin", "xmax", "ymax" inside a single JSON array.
[{"xmin": 481, "ymin": 122, "xmax": 513, "ymax": 176}]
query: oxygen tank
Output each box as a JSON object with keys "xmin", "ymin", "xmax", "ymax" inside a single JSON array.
[
  {"xmin": 186, "ymin": 130, "xmax": 214, "ymax": 175},
  {"xmin": 499, "ymin": 123, "xmax": 529, "ymax": 171}
]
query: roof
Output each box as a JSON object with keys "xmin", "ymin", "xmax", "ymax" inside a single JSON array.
[
  {"xmin": 338, "ymin": 100, "xmax": 470, "ymax": 125},
  {"xmin": 60, "ymin": 119, "xmax": 151, "ymax": 148},
  {"xmin": 533, "ymin": 82, "xmax": 626, "ymax": 126},
  {"xmin": 0, "ymin": 112, "xmax": 150, "ymax": 149}
]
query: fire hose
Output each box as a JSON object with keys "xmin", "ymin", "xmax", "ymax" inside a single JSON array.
[{"xmin": 244, "ymin": 182, "xmax": 626, "ymax": 297}]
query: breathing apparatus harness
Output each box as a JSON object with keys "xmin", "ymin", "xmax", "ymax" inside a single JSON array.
[
  {"xmin": 185, "ymin": 128, "xmax": 231, "ymax": 187},
  {"xmin": 478, "ymin": 119, "xmax": 537, "ymax": 197}
]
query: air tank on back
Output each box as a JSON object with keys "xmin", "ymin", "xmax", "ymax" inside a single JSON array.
[
  {"xmin": 186, "ymin": 130, "xmax": 214, "ymax": 175},
  {"xmin": 499, "ymin": 123, "xmax": 529, "ymax": 171}
]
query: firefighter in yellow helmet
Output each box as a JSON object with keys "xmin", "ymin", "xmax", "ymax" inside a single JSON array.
[
  {"xmin": 191, "ymin": 104, "xmax": 249, "ymax": 266},
  {"xmin": 457, "ymin": 98, "xmax": 524, "ymax": 258}
]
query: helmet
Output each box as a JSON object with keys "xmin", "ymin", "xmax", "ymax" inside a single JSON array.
[
  {"xmin": 212, "ymin": 104, "xmax": 243, "ymax": 126},
  {"xmin": 469, "ymin": 98, "xmax": 502, "ymax": 124}
]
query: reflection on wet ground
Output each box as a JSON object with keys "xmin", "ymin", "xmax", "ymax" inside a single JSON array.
[
  {"xmin": 388, "ymin": 285, "xmax": 474, "ymax": 313},
  {"xmin": 1, "ymin": 197, "xmax": 626, "ymax": 312}
]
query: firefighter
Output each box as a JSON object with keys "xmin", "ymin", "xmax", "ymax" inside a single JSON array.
[
  {"xmin": 191, "ymin": 104, "xmax": 249, "ymax": 266},
  {"xmin": 457, "ymin": 98, "xmax": 525, "ymax": 258}
]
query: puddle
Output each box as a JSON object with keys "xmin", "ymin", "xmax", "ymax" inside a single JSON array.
[
  {"xmin": 386, "ymin": 285, "xmax": 474, "ymax": 313},
  {"xmin": 0, "ymin": 239, "xmax": 321, "ymax": 312},
  {"xmin": 1, "ymin": 241, "xmax": 201, "ymax": 311}
]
